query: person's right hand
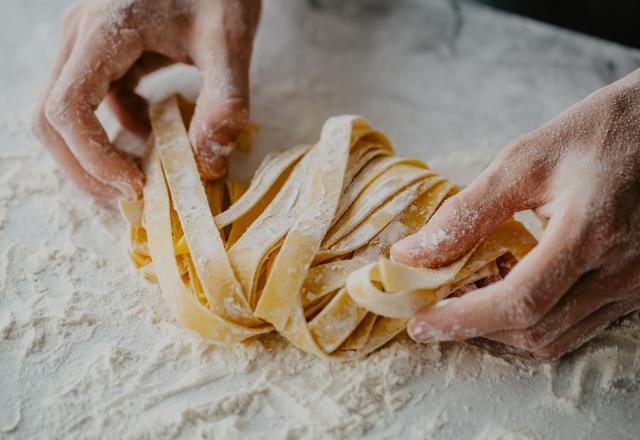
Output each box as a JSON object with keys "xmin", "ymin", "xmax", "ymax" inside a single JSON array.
[
  {"xmin": 391, "ymin": 68, "xmax": 640, "ymax": 360},
  {"xmin": 33, "ymin": 0, "xmax": 261, "ymax": 199}
]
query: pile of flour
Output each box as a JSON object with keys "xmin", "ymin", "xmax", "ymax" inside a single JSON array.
[{"xmin": 2, "ymin": 0, "xmax": 640, "ymax": 438}]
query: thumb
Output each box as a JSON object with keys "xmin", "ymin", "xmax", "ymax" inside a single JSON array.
[{"xmin": 391, "ymin": 143, "xmax": 541, "ymax": 267}]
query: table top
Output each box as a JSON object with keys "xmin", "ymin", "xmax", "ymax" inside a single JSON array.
[{"xmin": 1, "ymin": 1, "xmax": 639, "ymax": 439}]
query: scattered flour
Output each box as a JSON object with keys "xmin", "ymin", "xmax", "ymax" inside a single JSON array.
[{"xmin": 2, "ymin": 0, "xmax": 640, "ymax": 439}]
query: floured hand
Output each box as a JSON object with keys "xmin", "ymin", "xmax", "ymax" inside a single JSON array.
[
  {"xmin": 32, "ymin": 0, "xmax": 261, "ymax": 199},
  {"xmin": 392, "ymin": 68, "xmax": 640, "ymax": 360}
]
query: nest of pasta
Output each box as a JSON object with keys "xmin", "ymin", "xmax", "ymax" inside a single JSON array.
[{"xmin": 120, "ymin": 96, "xmax": 536, "ymax": 359}]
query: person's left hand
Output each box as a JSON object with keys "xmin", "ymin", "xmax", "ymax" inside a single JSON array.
[
  {"xmin": 32, "ymin": 0, "xmax": 261, "ymax": 200},
  {"xmin": 391, "ymin": 69, "xmax": 640, "ymax": 360}
]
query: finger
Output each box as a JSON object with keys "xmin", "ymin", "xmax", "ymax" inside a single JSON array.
[
  {"xmin": 44, "ymin": 19, "xmax": 145, "ymax": 199},
  {"xmin": 32, "ymin": 4, "xmax": 118, "ymax": 199},
  {"xmin": 105, "ymin": 52, "xmax": 174, "ymax": 138},
  {"xmin": 534, "ymin": 293, "xmax": 640, "ymax": 361},
  {"xmin": 487, "ymin": 260, "xmax": 639, "ymax": 351},
  {"xmin": 187, "ymin": 1, "xmax": 260, "ymax": 179},
  {"xmin": 391, "ymin": 136, "xmax": 546, "ymax": 267},
  {"xmin": 407, "ymin": 208, "xmax": 589, "ymax": 342}
]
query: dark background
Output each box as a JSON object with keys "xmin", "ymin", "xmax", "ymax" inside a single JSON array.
[{"xmin": 477, "ymin": 0, "xmax": 640, "ymax": 49}]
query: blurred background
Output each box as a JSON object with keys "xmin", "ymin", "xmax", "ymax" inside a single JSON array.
[
  {"xmin": 310, "ymin": 0, "xmax": 640, "ymax": 49},
  {"xmin": 477, "ymin": 0, "xmax": 640, "ymax": 48}
]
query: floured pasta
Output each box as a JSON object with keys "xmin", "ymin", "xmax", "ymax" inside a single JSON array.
[{"xmin": 120, "ymin": 96, "xmax": 537, "ymax": 359}]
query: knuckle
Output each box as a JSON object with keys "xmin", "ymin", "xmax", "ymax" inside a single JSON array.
[
  {"xmin": 438, "ymin": 192, "xmax": 474, "ymax": 225},
  {"xmin": 31, "ymin": 105, "xmax": 48, "ymax": 141},
  {"xmin": 500, "ymin": 134, "xmax": 546, "ymax": 194},
  {"xmin": 43, "ymin": 95, "xmax": 66, "ymax": 128},
  {"xmin": 500, "ymin": 134, "xmax": 539, "ymax": 166},
  {"xmin": 519, "ymin": 336, "xmax": 537, "ymax": 352},
  {"xmin": 506, "ymin": 130, "xmax": 552, "ymax": 172},
  {"xmin": 502, "ymin": 288, "xmax": 544, "ymax": 328},
  {"xmin": 44, "ymin": 88, "xmax": 75, "ymax": 128},
  {"xmin": 504, "ymin": 135, "xmax": 531, "ymax": 156},
  {"xmin": 519, "ymin": 328, "xmax": 545, "ymax": 351},
  {"xmin": 436, "ymin": 194, "xmax": 461, "ymax": 219}
]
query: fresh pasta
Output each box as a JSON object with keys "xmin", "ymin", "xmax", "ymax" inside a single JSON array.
[{"xmin": 120, "ymin": 96, "xmax": 537, "ymax": 359}]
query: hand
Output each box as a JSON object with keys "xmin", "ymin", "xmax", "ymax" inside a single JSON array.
[
  {"xmin": 32, "ymin": 0, "xmax": 261, "ymax": 199},
  {"xmin": 391, "ymin": 69, "xmax": 640, "ymax": 360}
]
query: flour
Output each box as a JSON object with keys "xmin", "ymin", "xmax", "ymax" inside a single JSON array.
[
  {"xmin": 425, "ymin": 227, "xmax": 451, "ymax": 248},
  {"xmin": 3, "ymin": 0, "xmax": 640, "ymax": 439}
]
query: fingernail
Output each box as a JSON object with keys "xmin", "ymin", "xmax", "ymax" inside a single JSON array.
[
  {"xmin": 407, "ymin": 318, "xmax": 449, "ymax": 343},
  {"xmin": 202, "ymin": 140, "xmax": 234, "ymax": 158},
  {"xmin": 112, "ymin": 180, "xmax": 139, "ymax": 200},
  {"xmin": 390, "ymin": 234, "xmax": 422, "ymax": 263},
  {"xmin": 193, "ymin": 140, "xmax": 234, "ymax": 180},
  {"xmin": 196, "ymin": 154, "xmax": 228, "ymax": 180}
]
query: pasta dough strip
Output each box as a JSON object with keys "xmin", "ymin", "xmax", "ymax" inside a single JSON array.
[
  {"xmin": 254, "ymin": 117, "xmax": 374, "ymax": 357},
  {"xmin": 151, "ymin": 98, "xmax": 262, "ymax": 328},
  {"xmin": 323, "ymin": 164, "xmax": 434, "ymax": 248},
  {"xmin": 215, "ymin": 145, "xmax": 309, "ymax": 227},
  {"xmin": 316, "ymin": 176, "xmax": 446, "ymax": 262},
  {"xmin": 142, "ymin": 147, "xmax": 269, "ymax": 342}
]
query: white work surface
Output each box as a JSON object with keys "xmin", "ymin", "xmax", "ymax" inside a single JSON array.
[{"xmin": 2, "ymin": 1, "xmax": 640, "ymax": 439}]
